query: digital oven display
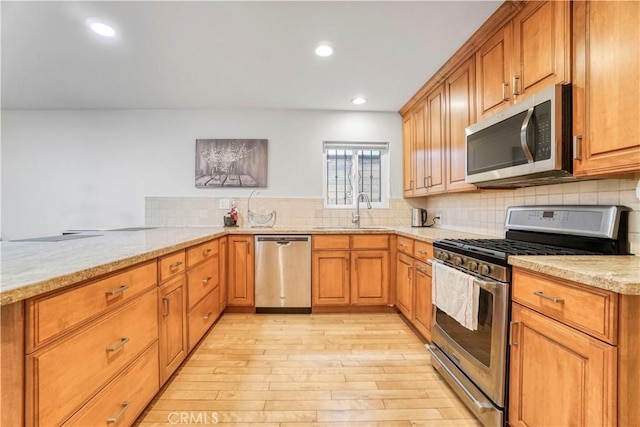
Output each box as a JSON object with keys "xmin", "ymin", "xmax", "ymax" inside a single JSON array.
[{"xmin": 542, "ymin": 211, "xmax": 554, "ymax": 218}]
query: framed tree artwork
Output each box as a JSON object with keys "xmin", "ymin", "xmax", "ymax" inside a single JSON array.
[{"xmin": 195, "ymin": 139, "xmax": 268, "ymax": 188}]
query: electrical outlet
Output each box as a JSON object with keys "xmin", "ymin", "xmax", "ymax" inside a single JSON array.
[{"xmin": 219, "ymin": 199, "xmax": 230, "ymax": 210}]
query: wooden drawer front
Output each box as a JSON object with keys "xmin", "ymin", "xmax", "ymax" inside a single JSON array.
[
  {"xmin": 396, "ymin": 236, "xmax": 414, "ymax": 255},
  {"xmin": 512, "ymin": 268, "xmax": 617, "ymax": 344},
  {"xmin": 187, "ymin": 258, "xmax": 219, "ymax": 309},
  {"xmin": 27, "ymin": 260, "xmax": 157, "ymax": 351},
  {"xmin": 63, "ymin": 342, "xmax": 159, "ymax": 427},
  {"xmin": 188, "ymin": 286, "xmax": 220, "ymax": 351},
  {"xmin": 187, "ymin": 239, "xmax": 220, "ymax": 268},
  {"xmin": 159, "ymin": 250, "xmax": 186, "ymax": 282},
  {"xmin": 313, "ymin": 235, "xmax": 350, "ymax": 250},
  {"xmin": 413, "ymin": 241, "xmax": 433, "ymax": 263},
  {"xmin": 351, "ymin": 234, "xmax": 389, "ymax": 250},
  {"xmin": 27, "ymin": 290, "xmax": 158, "ymax": 427}
]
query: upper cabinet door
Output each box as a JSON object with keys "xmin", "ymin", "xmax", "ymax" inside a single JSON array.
[
  {"xmin": 512, "ymin": 1, "xmax": 570, "ymax": 100},
  {"xmin": 573, "ymin": 0, "xmax": 640, "ymax": 177},
  {"xmin": 446, "ymin": 57, "xmax": 478, "ymax": 193},
  {"xmin": 402, "ymin": 114, "xmax": 415, "ymax": 197},
  {"xmin": 413, "ymin": 104, "xmax": 429, "ymax": 197},
  {"xmin": 476, "ymin": 23, "xmax": 513, "ymax": 119},
  {"xmin": 426, "ymin": 84, "xmax": 447, "ymax": 194}
]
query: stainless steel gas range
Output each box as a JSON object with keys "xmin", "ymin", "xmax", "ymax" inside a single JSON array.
[{"xmin": 427, "ymin": 205, "xmax": 630, "ymax": 427}]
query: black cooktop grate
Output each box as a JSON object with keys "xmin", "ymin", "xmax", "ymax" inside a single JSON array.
[{"xmin": 437, "ymin": 238, "xmax": 601, "ymax": 258}]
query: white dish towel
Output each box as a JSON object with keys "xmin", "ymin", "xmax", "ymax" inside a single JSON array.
[{"xmin": 432, "ymin": 261, "xmax": 480, "ymax": 331}]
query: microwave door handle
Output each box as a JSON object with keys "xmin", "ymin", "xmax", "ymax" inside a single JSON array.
[{"xmin": 520, "ymin": 107, "xmax": 535, "ymax": 163}]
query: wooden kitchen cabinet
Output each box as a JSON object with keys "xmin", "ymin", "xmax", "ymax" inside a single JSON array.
[
  {"xmin": 312, "ymin": 235, "xmax": 390, "ymax": 307},
  {"xmin": 511, "ymin": 0, "xmax": 570, "ymax": 100},
  {"xmin": 572, "ymin": 0, "xmax": 640, "ymax": 177},
  {"xmin": 158, "ymin": 275, "xmax": 188, "ymax": 385},
  {"xmin": 446, "ymin": 56, "xmax": 477, "ymax": 193},
  {"xmin": 351, "ymin": 250, "xmax": 389, "ymax": 305},
  {"xmin": 26, "ymin": 289, "xmax": 158, "ymax": 426},
  {"xmin": 219, "ymin": 236, "xmax": 228, "ymax": 312},
  {"xmin": 476, "ymin": 1, "xmax": 569, "ymax": 117},
  {"xmin": 394, "ymin": 237, "xmax": 434, "ymax": 342},
  {"xmin": 395, "ymin": 253, "xmax": 413, "ymax": 319},
  {"xmin": 476, "ymin": 23, "xmax": 513, "ymax": 119},
  {"xmin": 186, "ymin": 238, "xmax": 222, "ymax": 351},
  {"xmin": 402, "ymin": 114, "xmax": 415, "ymax": 197},
  {"xmin": 507, "ymin": 267, "xmax": 639, "ymax": 427},
  {"xmin": 413, "ymin": 260, "xmax": 432, "ymax": 341},
  {"xmin": 509, "ymin": 303, "xmax": 616, "ymax": 426},
  {"xmin": 425, "ymin": 84, "xmax": 447, "ymax": 194},
  {"xmin": 227, "ymin": 235, "xmax": 255, "ymax": 307},
  {"xmin": 312, "ymin": 250, "xmax": 351, "ymax": 306}
]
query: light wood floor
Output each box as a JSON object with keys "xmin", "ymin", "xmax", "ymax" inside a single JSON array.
[{"xmin": 136, "ymin": 313, "xmax": 481, "ymax": 426}]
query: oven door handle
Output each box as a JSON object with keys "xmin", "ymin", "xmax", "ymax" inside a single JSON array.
[{"xmin": 432, "ymin": 259, "xmax": 505, "ymax": 292}]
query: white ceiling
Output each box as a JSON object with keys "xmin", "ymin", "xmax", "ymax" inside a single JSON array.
[{"xmin": 1, "ymin": 1, "xmax": 502, "ymax": 112}]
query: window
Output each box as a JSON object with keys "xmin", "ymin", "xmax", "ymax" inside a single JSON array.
[{"xmin": 323, "ymin": 141, "xmax": 389, "ymax": 208}]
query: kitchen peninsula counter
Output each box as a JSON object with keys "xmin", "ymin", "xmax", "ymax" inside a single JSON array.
[{"xmin": 2, "ymin": 226, "xmax": 639, "ymax": 305}]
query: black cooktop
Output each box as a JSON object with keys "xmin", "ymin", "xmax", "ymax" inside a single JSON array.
[{"xmin": 434, "ymin": 228, "xmax": 628, "ymax": 265}]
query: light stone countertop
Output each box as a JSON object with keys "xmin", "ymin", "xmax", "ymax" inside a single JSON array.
[
  {"xmin": 2, "ymin": 226, "xmax": 638, "ymax": 306},
  {"xmin": 509, "ymin": 255, "xmax": 640, "ymax": 295}
]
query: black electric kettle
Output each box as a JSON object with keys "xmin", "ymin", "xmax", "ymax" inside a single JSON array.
[{"xmin": 411, "ymin": 208, "xmax": 428, "ymax": 227}]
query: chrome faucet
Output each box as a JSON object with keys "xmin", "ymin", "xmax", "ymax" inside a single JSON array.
[{"xmin": 352, "ymin": 192, "xmax": 372, "ymax": 228}]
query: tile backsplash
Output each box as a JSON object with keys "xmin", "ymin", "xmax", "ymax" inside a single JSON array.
[
  {"xmin": 146, "ymin": 178, "xmax": 640, "ymax": 254},
  {"xmin": 409, "ymin": 178, "xmax": 640, "ymax": 254},
  {"xmin": 146, "ymin": 197, "xmax": 414, "ymax": 228}
]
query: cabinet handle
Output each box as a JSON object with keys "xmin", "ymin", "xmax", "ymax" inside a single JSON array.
[
  {"xmin": 533, "ymin": 291, "xmax": 565, "ymax": 304},
  {"xmin": 509, "ymin": 321, "xmax": 520, "ymax": 346},
  {"xmin": 247, "ymin": 243, "xmax": 250, "ymax": 255},
  {"xmin": 409, "ymin": 180, "xmax": 414, "ymax": 190},
  {"xmin": 399, "ymin": 243, "xmax": 407, "ymax": 248},
  {"xmin": 105, "ymin": 284, "xmax": 129, "ymax": 296},
  {"xmin": 107, "ymin": 401, "xmax": 130, "ymax": 424},
  {"xmin": 162, "ymin": 296, "xmax": 170, "ymax": 317},
  {"xmin": 501, "ymin": 82, "xmax": 509, "ymax": 101},
  {"xmin": 202, "ymin": 276, "xmax": 212, "ymax": 284},
  {"xmin": 416, "ymin": 266, "xmax": 428, "ymax": 275},
  {"xmin": 204, "ymin": 311, "xmax": 213, "ymax": 320},
  {"xmin": 106, "ymin": 337, "xmax": 130, "ymax": 352},
  {"xmin": 354, "ymin": 260, "xmax": 358, "ymax": 270},
  {"xmin": 512, "ymin": 75, "xmax": 520, "ymax": 96},
  {"xmin": 417, "ymin": 250, "xmax": 428, "ymax": 256},
  {"xmin": 169, "ymin": 261, "xmax": 183, "ymax": 272},
  {"xmin": 573, "ymin": 135, "xmax": 583, "ymax": 161},
  {"xmin": 203, "ymin": 248, "xmax": 212, "ymax": 256},
  {"xmin": 408, "ymin": 267, "xmax": 412, "ymax": 280}
]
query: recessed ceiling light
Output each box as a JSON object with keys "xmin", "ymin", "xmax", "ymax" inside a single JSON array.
[
  {"xmin": 315, "ymin": 43, "xmax": 334, "ymax": 57},
  {"xmin": 88, "ymin": 21, "xmax": 116, "ymax": 37},
  {"xmin": 351, "ymin": 97, "xmax": 367, "ymax": 105}
]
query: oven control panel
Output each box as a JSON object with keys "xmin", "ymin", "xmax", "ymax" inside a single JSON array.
[{"xmin": 434, "ymin": 249, "xmax": 508, "ymax": 283}]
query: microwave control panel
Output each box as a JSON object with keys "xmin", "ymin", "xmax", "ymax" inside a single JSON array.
[{"xmin": 534, "ymin": 101, "xmax": 552, "ymax": 160}]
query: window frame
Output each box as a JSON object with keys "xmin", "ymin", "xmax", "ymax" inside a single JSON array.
[{"xmin": 322, "ymin": 141, "xmax": 390, "ymax": 209}]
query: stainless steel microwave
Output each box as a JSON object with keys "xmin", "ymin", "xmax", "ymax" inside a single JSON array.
[{"xmin": 465, "ymin": 84, "xmax": 573, "ymax": 188}]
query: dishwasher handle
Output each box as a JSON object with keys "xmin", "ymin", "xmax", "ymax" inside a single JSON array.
[{"xmin": 256, "ymin": 235, "xmax": 310, "ymax": 243}]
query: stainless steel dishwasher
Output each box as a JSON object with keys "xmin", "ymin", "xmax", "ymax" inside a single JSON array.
[{"xmin": 254, "ymin": 235, "xmax": 311, "ymax": 314}]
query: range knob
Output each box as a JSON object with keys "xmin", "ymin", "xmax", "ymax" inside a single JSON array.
[
  {"xmin": 479, "ymin": 264, "xmax": 491, "ymax": 275},
  {"xmin": 436, "ymin": 251, "xmax": 450, "ymax": 261},
  {"xmin": 453, "ymin": 256, "xmax": 463, "ymax": 266},
  {"xmin": 468, "ymin": 261, "xmax": 478, "ymax": 271}
]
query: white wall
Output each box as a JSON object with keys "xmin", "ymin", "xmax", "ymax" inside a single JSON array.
[{"xmin": 1, "ymin": 109, "xmax": 402, "ymax": 240}]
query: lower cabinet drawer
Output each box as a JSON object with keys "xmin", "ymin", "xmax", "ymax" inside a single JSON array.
[
  {"xmin": 187, "ymin": 259, "xmax": 219, "ymax": 310},
  {"xmin": 27, "ymin": 290, "xmax": 158, "ymax": 426},
  {"xmin": 63, "ymin": 342, "xmax": 159, "ymax": 426},
  {"xmin": 188, "ymin": 287, "xmax": 220, "ymax": 351}
]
